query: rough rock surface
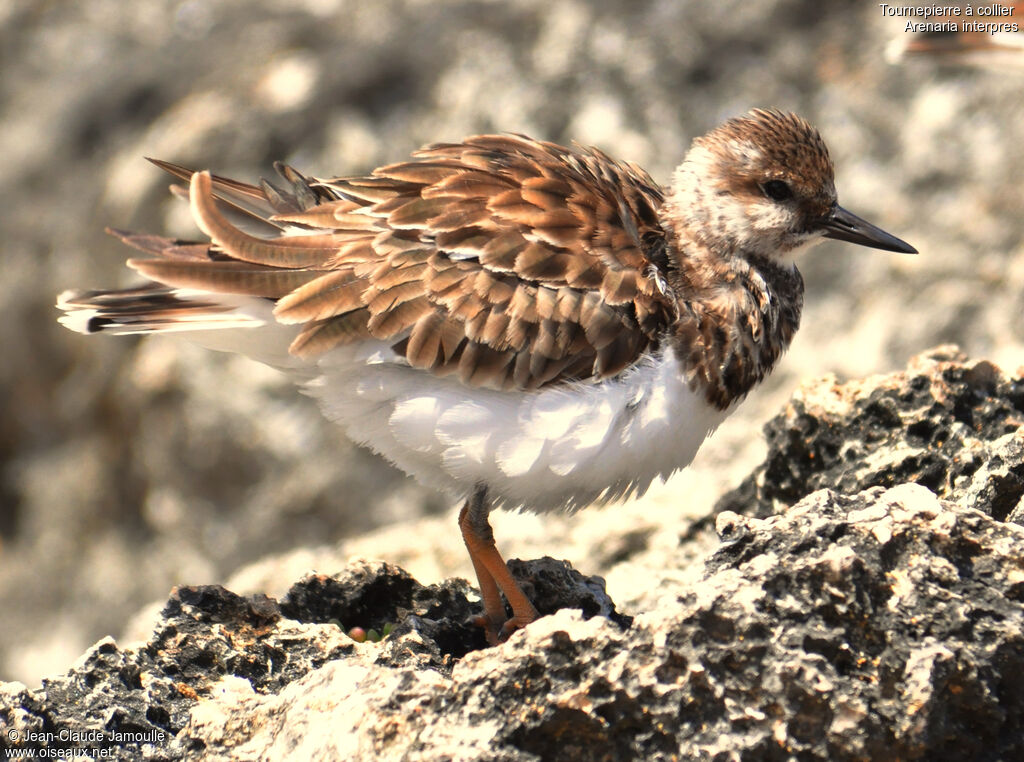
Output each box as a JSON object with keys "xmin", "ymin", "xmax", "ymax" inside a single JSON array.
[
  {"xmin": 3, "ymin": 349, "xmax": 1023, "ymax": 761},
  {"xmin": 717, "ymin": 346, "xmax": 1024, "ymax": 523},
  {"xmin": 0, "ymin": 559, "xmax": 628, "ymax": 761},
  {"xmin": 3, "ymin": 485, "xmax": 1021, "ymax": 761}
]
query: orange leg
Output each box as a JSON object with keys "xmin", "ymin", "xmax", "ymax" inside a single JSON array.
[{"xmin": 458, "ymin": 486, "xmax": 539, "ymax": 645}]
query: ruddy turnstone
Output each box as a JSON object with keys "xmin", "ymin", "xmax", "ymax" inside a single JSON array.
[{"xmin": 58, "ymin": 109, "xmax": 916, "ymax": 644}]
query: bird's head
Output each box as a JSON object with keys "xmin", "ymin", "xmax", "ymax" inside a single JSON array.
[{"xmin": 667, "ymin": 109, "xmax": 916, "ymax": 261}]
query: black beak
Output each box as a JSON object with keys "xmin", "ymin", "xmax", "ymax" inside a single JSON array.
[{"xmin": 820, "ymin": 205, "xmax": 917, "ymax": 254}]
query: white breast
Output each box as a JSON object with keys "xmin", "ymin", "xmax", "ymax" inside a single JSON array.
[{"xmin": 305, "ymin": 343, "xmax": 735, "ymax": 513}]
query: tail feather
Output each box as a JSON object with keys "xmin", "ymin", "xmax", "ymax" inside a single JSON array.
[
  {"xmin": 57, "ymin": 159, "xmax": 347, "ymax": 341},
  {"xmin": 57, "ymin": 286, "xmax": 263, "ymax": 336},
  {"xmin": 57, "ymin": 157, "xmax": 392, "ymax": 368},
  {"xmin": 105, "ymin": 227, "xmax": 215, "ymax": 261},
  {"xmin": 56, "ymin": 159, "xmax": 349, "ymax": 369},
  {"xmin": 57, "ymin": 284, "xmax": 311, "ymax": 371},
  {"xmin": 146, "ymin": 158, "xmax": 338, "ymax": 234},
  {"xmin": 126, "ymin": 257, "xmax": 321, "ymax": 298}
]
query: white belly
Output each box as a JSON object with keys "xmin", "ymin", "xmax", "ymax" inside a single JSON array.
[{"xmin": 305, "ymin": 343, "xmax": 735, "ymax": 512}]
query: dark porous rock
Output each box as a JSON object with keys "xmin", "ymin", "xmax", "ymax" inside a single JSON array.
[
  {"xmin": 717, "ymin": 346, "xmax": 1024, "ymax": 522},
  {"xmin": 0, "ymin": 558, "xmax": 626, "ymax": 760},
  {"xmin": 5, "ymin": 484, "xmax": 1022, "ymax": 761},
  {"xmin": 505, "ymin": 557, "xmax": 633, "ymax": 632},
  {"xmin": 276, "ymin": 558, "xmax": 628, "ymax": 663},
  {"xmin": 279, "ymin": 562, "xmax": 485, "ymax": 659},
  {"xmin": 0, "ymin": 583, "xmax": 358, "ymax": 761},
  {"xmin": 708, "ymin": 486, "xmax": 1024, "ymax": 761}
]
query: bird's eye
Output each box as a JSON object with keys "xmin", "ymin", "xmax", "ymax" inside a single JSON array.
[{"xmin": 762, "ymin": 180, "xmax": 793, "ymax": 202}]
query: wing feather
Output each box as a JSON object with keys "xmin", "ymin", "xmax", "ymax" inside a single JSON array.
[{"xmin": 99, "ymin": 135, "xmax": 675, "ymax": 390}]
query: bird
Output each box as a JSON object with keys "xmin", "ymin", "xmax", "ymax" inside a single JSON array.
[{"xmin": 58, "ymin": 109, "xmax": 916, "ymax": 645}]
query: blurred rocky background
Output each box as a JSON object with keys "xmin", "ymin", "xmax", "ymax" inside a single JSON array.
[{"xmin": 1, "ymin": 0, "xmax": 1021, "ymax": 687}]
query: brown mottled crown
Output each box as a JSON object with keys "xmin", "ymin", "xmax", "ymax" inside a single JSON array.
[
  {"xmin": 706, "ymin": 110, "xmax": 835, "ymax": 209},
  {"xmin": 698, "ymin": 110, "xmax": 832, "ymax": 175}
]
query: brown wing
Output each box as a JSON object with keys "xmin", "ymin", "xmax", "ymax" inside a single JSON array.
[{"xmin": 127, "ymin": 135, "xmax": 676, "ymax": 391}]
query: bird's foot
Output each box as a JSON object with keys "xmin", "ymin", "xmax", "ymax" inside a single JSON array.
[{"xmin": 471, "ymin": 610, "xmax": 536, "ymax": 646}]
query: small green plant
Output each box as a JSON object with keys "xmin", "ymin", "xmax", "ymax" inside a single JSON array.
[{"xmin": 346, "ymin": 622, "xmax": 394, "ymax": 643}]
